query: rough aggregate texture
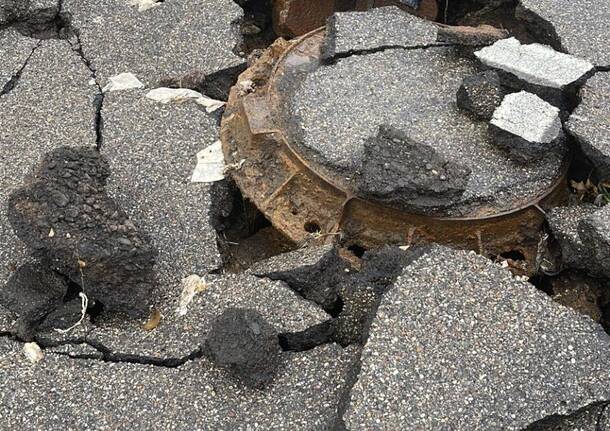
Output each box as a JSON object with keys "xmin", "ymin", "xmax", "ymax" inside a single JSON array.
[
  {"xmin": 456, "ymin": 70, "xmax": 505, "ymax": 120},
  {"xmin": 578, "ymin": 204, "xmax": 610, "ymax": 279},
  {"xmin": 0, "ymin": 39, "xmax": 97, "ymax": 288},
  {"xmin": 516, "ymin": 0, "xmax": 610, "ymax": 68},
  {"xmin": 547, "ymin": 204, "xmax": 598, "ymax": 270},
  {"xmin": 489, "ymin": 91, "xmax": 564, "ymax": 162},
  {"xmin": 290, "ymin": 47, "xmax": 565, "ymax": 216},
  {"xmin": 567, "ymin": 73, "xmax": 610, "ymax": 178},
  {"xmin": 345, "ymin": 247, "xmax": 610, "ymax": 430},
  {"xmin": 8, "ymin": 147, "xmax": 158, "ymax": 317},
  {"xmin": 322, "ymin": 6, "xmax": 438, "ymax": 60},
  {"xmin": 0, "ymin": 337, "xmax": 359, "ymax": 430},
  {"xmin": 63, "ymin": 0, "xmax": 242, "ymax": 86},
  {"xmin": 0, "ymin": 30, "xmax": 38, "ymax": 90}
]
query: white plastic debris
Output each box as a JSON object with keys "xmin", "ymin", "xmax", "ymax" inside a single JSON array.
[
  {"xmin": 23, "ymin": 342, "xmax": 44, "ymax": 364},
  {"xmin": 128, "ymin": 0, "xmax": 162, "ymax": 12},
  {"xmin": 237, "ymin": 79, "xmax": 255, "ymax": 95},
  {"xmin": 191, "ymin": 141, "xmax": 226, "ymax": 183},
  {"xmin": 176, "ymin": 275, "xmax": 208, "ymax": 316},
  {"xmin": 145, "ymin": 87, "xmax": 225, "ymax": 113},
  {"xmin": 102, "ymin": 72, "xmax": 145, "ymax": 93}
]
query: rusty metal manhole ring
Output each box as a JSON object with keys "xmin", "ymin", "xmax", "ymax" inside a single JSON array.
[{"xmin": 220, "ymin": 28, "xmax": 569, "ymax": 274}]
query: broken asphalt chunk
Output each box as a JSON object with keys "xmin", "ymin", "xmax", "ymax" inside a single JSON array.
[
  {"xmin": 204, "ymin": 307, "xmax": 281, "ymax": 387},
  {"xmin": 516, "ymin": 0, "xmax": 610, "ymax": 68},
  {"xmin": 577, "ymin": 204, "xmax": 610, "ymax": 279},
  {"xmin": 475, "ymin": 37, "xmax": 594, "ymax": 109},
  {"xmin": 8, "ymin": 146, "xmax": 158, "ymax": 317},
  {"xmin": 322, "ymin": 6, "xmax": 438, "ymax": 61},
  {"xmin": 345, "ymin": 247, "xmax": 610, "ymax": 430},
  {"xmin": 456, "ymin": 70, "xmax": 505, "ymax": 120},
  {"xmin": 489, "ymin": 91, "xmax": 564, "ymax": 163},
  {"xmin": 567, "ymin": 73, "xmax": 610, "ymax": 179},
  {"xmin": 358, "ymin": 125, "xmax": 471, "ymax": 213},
  {"xmin": 547, "ymin": 204, "xmax": 598, "ymax": 271}
]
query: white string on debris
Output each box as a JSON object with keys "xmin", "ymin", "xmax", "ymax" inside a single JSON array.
[{"xmin": 54, "ymin": 292, "xmax": 88, "ymax": 334}]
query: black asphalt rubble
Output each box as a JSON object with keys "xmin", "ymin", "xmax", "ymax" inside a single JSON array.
[{"xmin": 1, "ymin": 1, "xmax": 610, "ymax": 430}]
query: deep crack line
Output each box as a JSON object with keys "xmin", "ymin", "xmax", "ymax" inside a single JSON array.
[
  {"xmin": 67, "ymin": 35, "xmax": 104, "ymax": 149},
  {"xmin": 0, "ymin": 40, "xmax": 42, "ymax": 98}
]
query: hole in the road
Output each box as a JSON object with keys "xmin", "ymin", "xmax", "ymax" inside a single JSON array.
[
  {"xmin": 499, "ymin": 249, "xmax": 526, "ymax": 262},
  {"xmin": 212, "ymin": 180, "xmax": 296, "ymax": 272},
  {"xmin": 304, "ymin": 221, "xmax": 321, "ymax": 234},
  {"xmin": 347, "ymin": 244, "xmax": 367, "ymax": 259}
]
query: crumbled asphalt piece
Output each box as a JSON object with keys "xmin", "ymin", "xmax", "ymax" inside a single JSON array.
[
  {"xmin": 475, "ymin": 37, "xmax": 594, "ymax": 110},
  {"xmin": 63, "ymin": 0, "xmax": 242, "ymax": 86},
  {"xmin": 345, "ymin": 247, "xmax": 610, "ymax": 430},
  {"xmin": 255, "ymin": 247, "xmax": 353, "ymax": 314},
  {"xmin": 86, "ymin": 272, "xmax": 328, "ymax": 359},
  {"xmin": 322, "ymin": 6, "xmax": 438, "ymax": 60},
  {"xmin": 0, "ymin": 0, "xmax": 31, "ymax": 24},
  {"xmin": 489, "ymin": 91, "xmax": 565, "ymax": 163},
  {"xmin": 547, "ymin": 204, "xmax": 598, "ymax": 270},
  {"xmin": 0, "ymin": 337, "xmax": 358, "ymax": 430},
  {"xmin": 578, "ymin": 205, "xmax": 610, "ymax": 279},
  {"xmin": 0, "ymin": 39, "xmax": 97, "ymax": 287},
  {"xmin": 204, "ymin": 307, "xmax": 281, "ymax": 387},
  {"xmin": 102, "ymin": 90, "xmax": 223, "ymax": 305},
  {"xmin": 0, "ymin": 262, "xmax": 67, "ymax": 340},
  {"xmin": 524, "ymin": 401, "xmax": 610, "ymax": 431},
  {"xmin": 566, "ymin": 73, "xmax": 610, "ymax": 178},
  {"xmin": 290, "ymin": 47, "xmax": 566, "ymax": 216},
  {"xmin": 0, "ymin": 30, "xmax": 39, "ymax": 91},
  {"xmin": 475, "ymin": 38, "xmax": 594, "ymax": 90},
  {"xmin": 357, "ymin": 125, "xmax": 472, "ymax": 214},
  {"xmin": 38, "ymin": 297, "xmax": 86, "ymax": 331},
  {"xmin": 8, "ymin": 147, "xmax": 158, "ymax": 317},
  {"xmin": 456, "ymin": 70, "xmax": 505, "ymax": 120},
  {"xmin": 248, "ymin": 244, "xmax": 334, "ymax": 275},
  {"xmin": 516, "ymin": 0, "xmax": 610, "ymax": 68}
]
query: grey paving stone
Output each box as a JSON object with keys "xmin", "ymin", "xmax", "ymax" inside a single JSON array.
[
  {"xmin": 102, "ymin": 90, "xmax": 223, "ymax": 306},
  {"xmin": 547, "ymin": 204, "xmax": 598, "ymax": 270},
  {"xmin": 87, "ymin": 272, "xmax": 329, "ymax": 359},
  {"xmin": 0, "ymin": 29, "xmax": 39, "ymax": 89},
  {"xmin": 345, "ymin": 247, "xmax": 610, "ymax": 430},
  {"xmin": 516, "ymin": 0, "xmax": 610, "ymax": 68},
  {"xmin": 289, "ymin": 47, "xmax": 566, "ymax": 217},
  {"xmin": 0, "ymin": 337, "xmax": 358, "ymax": 430},
  {"xmin": 63, "ymin": 0, "xmax": 242, "ymax": 87},
  {"xmin": 567, "ymin": 73, "xmax": 610, "ymax": 177},
  {"xmin": 489, "ymin": 91, "xmax": 564, "ymax": 162},
  {"xmin": 322, "ymin": 6, "xmax": 438, "ymax": 60},
  {"xmin": 0, "ymin": 39, "xmax": 97, "ymax": 286},
  {"xmin": 475, "ymin": 38, "xmax": 594, "ymax": 90}
]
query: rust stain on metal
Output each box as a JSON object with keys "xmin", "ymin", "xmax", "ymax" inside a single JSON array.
[{"xmin": 220, "ymin": 29, "xmax": 569, "ymax": 276}]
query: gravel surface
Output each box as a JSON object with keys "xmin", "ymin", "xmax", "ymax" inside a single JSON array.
[
  {"xmin": 102, "ymin": 90, "xmax": 223, "ymax": 306},
  {"xmin": 0, "ymin": 39, "xmax": 97, "ymax": 285},
  {"xmin": 0, "ymin": 29, "xmax": 38, "ymax": 89},
  {"xmin": 290, "ymin": 47, "xmax": 566, "ymax": 216},
  {"xmin": 63, "ymin": 0, "xmax": 242, "ymax": 86},
  {"xmin": 323, "ymin": 6, "xmax": 438, "ymax": 59},
  {"xmin": 516, "ymin": 0, "xmax": 610, "ymax": 68},
  {"xmin": 345, "ymin": 246, "xmax": 610, "ymax": 430},
  {"xmin": 0, "ymin": 336, "xmax": 358, "ymax": 430},
  {"xmin": 567, "ymin": 72, "xmax": 610, "ymax": 177},
  {"xmin": 87, "ymin": 272, "xmax": 329, "ymax": 358}
]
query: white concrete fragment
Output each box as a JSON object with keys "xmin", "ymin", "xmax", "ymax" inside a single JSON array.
[
  {"xmin": 475, "ymin": 37, "xmax": 594, "ymax": 89},
  {"xmin": 102, "ymin": 72, "xmax": 145, "ymax": 92},
  {"xmin": 176, "ymin": 275, "xmax": 208, "ymax": 316},
  {"xmin": 145, "ymin": 87, "xmax": 225, "ymax": 113},
  {"xmin": 491, "ymin": 91, "xmax": 561, "ymax": 143},
  {"xmin": 191, "ymin": 141, "xmax": 226, "ymax": 183},
  {"xmin": 23, "ymin": 342, "xmax": 44, "ymax": 364}
]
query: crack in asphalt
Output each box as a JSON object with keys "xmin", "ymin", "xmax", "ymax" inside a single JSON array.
[{"xmin": 0, "ymin": 40, "xmax": 41, "ymax": 98}]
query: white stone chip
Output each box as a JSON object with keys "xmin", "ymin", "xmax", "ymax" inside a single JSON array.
[
  {"xmin": 491, "ymin": 91, "xmax": 561, "ymax": 143},
  {"xmin": 176, "ymin": 274, "xmax": 208, "ymax": 316},
  {"xmin": 128, "ymin": 0, "xmax": 161, "ymax": 12},
  {"xmin": 475, "ymin": 37, "xmax": 594, "ymax": 89},
  {"xmin": 145, "ymin": 87, "xmax": 225, "ymax": 113},
  {"xmin": 102, "ymin": 72, "xmax": 145, "ymax": 92},
  {"xmin": 23, "ymin": 342, "xmax": 44, "ymax": 364},
  {"xmin": 191, "ymin": 141, "xmax": 226, "ymax": 183}
]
